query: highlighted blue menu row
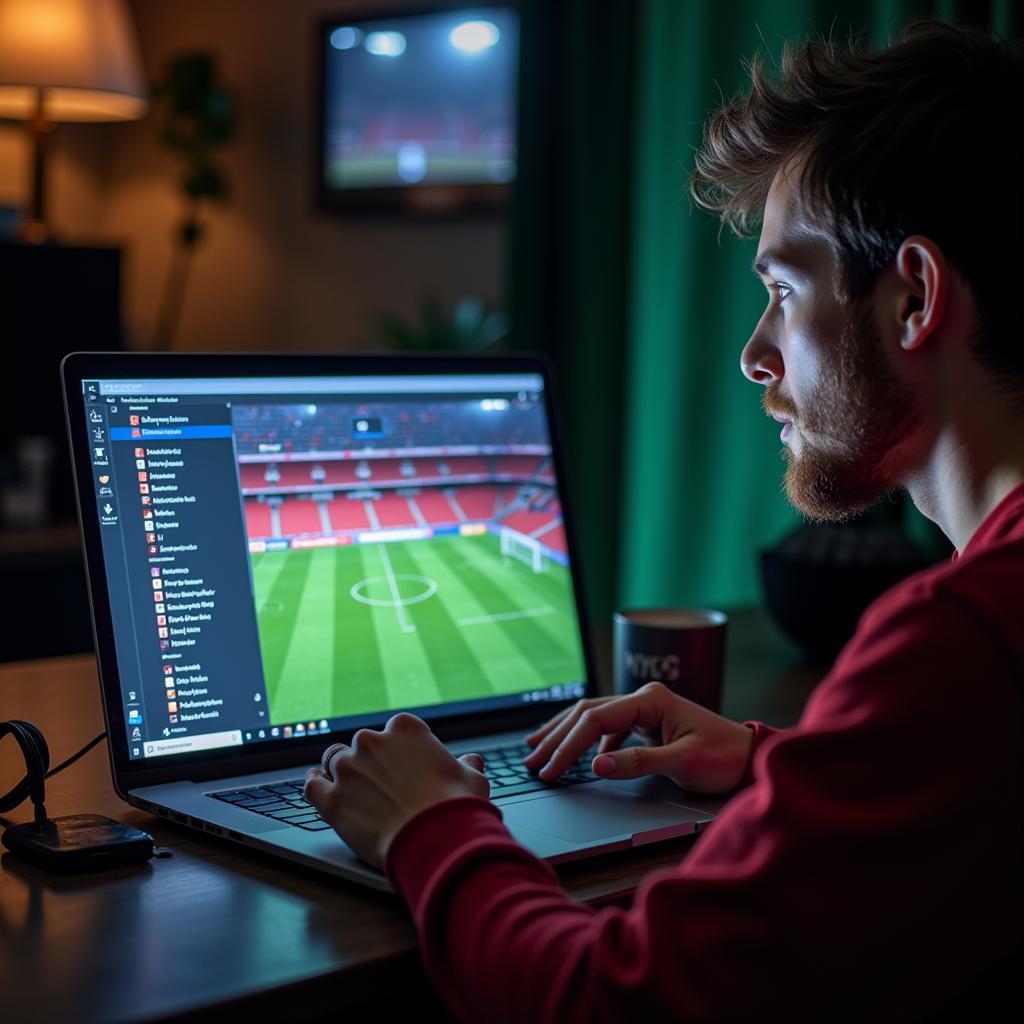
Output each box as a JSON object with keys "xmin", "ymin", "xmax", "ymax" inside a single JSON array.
[{"xmin": 111, "ymin": 426, "xmax": 234, "ymax": 441}]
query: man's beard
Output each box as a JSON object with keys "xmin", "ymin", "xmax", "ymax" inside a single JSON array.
[{"xmin": 763, "ymin": 301, "xmax": 922, "ymax": 523}]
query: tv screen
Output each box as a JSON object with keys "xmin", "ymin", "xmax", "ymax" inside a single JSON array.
[{"xmin": 318, "ymin": 5, "xmax": 519, "ymax": 215}]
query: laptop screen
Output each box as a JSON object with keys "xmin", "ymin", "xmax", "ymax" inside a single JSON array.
[{"xmin": 79, "ymin": 372, "xmax": 586, "ymax": 763}]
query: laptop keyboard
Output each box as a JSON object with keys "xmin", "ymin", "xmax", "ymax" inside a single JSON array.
[
  {"xmin": 480, "ymin": 741, "xmax": 600, "ymax": 796},
  {"xmin": 208, "ymin": 741, "xmax": 600, "ymax": 830},
  {"xmin": 209, "ymin": 778, "xmax": 332, "ymax": 830}
]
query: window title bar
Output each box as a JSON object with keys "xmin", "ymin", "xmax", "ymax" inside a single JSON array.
[{"xmin": 94, "ymin": 374, "xmax": 544, "ymax": 397}]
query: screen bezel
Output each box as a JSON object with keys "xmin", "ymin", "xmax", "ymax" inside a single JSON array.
[
  {"xmin": 314, "ymin": 2, "xmax": 517, "ymax": 219},
  {"xmin": 61, "ymin": 351, "xmax": 597, "ymax": 797}
]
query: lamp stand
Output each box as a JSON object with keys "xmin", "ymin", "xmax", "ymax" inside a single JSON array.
[{"xmin": 19, "ymin": 90, "xmax": 56, "ymax": 245}]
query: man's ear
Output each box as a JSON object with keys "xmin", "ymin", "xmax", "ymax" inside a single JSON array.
[{"xmin": 894, "ymin": 235, "xmax": 947, "ymax": 351}]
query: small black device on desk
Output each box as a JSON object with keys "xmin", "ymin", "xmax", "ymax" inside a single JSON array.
[
  {"xmin": 3, "ymin": 813, "xmax": 153, "ymax": 872},
  {"xmin": 1, "ymin": 718, "xmax": 153, "ymax": 872}
]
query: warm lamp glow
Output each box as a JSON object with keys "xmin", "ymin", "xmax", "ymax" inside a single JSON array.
[{"xmin": 0, "ymin": 0, "xmax": 148, "ymax": 121}]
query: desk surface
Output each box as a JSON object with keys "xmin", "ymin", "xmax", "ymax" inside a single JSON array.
[{"xmin": 0, "ymin": 609, "xmax": 819, "ymax": 1023}]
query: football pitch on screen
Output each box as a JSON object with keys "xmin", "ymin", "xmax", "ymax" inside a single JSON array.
[{"xmin": 251, "ymin": 533, "xmax": 585, "ymax": 725}]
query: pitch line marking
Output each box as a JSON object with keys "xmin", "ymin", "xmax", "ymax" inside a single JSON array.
[
  {"xmin": 350, "ymin": 575, "xmax": 437, "ymax": 608},
  {"xmin": 457, "ymin": 607, "xmax": 554, "ymax": 627},
  {"xmin": 379, "ymin": 543, "xmax": 416, "ymax": 634}
]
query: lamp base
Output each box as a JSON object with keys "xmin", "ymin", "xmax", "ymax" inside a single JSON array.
[{"xmin": 17, "ymin": 218, "xmax": 53, "ymax": 245}]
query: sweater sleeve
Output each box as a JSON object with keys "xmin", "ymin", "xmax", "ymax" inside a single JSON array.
[
  {"xmin": 738, "ymin": 719, "xmax": 778, "ymax": 788},
  {"xmin": 385, "ymin": 591, "xmax": 1020, "ymax": 1024}
]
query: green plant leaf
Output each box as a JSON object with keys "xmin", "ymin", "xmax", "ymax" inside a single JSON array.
[
  {"xmin": 368, "ymin": 294, "xmax": 507, "ymax": 352},
  {"xmin": 155, "ymin": 51, "xmax": 237, "ymax": 200}
]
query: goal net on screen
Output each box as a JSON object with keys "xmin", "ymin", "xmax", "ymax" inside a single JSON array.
[{"xmin": 500, "ymin": 526, "xmax": 546, "ymax": 573}]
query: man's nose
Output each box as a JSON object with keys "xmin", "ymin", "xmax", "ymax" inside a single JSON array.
[{"xmin": 740, "ymin": 317, "xmax": 784, "ymax": 385}]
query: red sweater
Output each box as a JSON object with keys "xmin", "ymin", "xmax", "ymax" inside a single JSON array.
[{"xmin": 385, "ymin": 486, "xmax": 1024, "ymax": 1023}]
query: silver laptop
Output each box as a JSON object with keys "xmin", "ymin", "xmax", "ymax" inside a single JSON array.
[{"xmin": 61, "ymin": 352, "xmax": 720, "ymax": 892}]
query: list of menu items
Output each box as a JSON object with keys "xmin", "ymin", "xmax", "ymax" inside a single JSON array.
[{"xmin": 95, "ymin": 397, "xmax": 267, "ymax": 756}]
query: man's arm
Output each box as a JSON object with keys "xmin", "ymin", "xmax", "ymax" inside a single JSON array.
[{"xmin": 385, "ymin": 590, "xmax": 1021, "ymax": 1024}]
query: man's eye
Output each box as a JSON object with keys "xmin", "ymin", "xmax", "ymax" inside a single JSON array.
[{"xmin": 768, "ymin": 282, "xmax": 791, "ymax": 303}]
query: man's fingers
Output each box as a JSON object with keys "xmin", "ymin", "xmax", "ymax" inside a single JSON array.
[
  {"xmin": 303, "ymin": 766, "xmax": 331, "ymax": 806},
  {"xmin": 457, "ymin": 752, "xmax": 491, "ymax": 797},
  {"xmin": 523, "ymin": 704, "xmax": 588, "ymax": 770},
  {"xmin": 591, "ymin": 742, "xmax": 684, "ymax": 781},
  {"xmin": 536, "ymin": 693, "xmax": 657, "ymax": 780},
  {"xmin": 523, "ymin": 710, "xmax": 575, "ymax": 762},
  {"xmin": 523, "ymin": 697, "xmax": 615, "ymax": 769},
  {"xmin": 320, "ymin": 741, "xmax": 349, "ymax": 782},
  {"xmin": 592, "ymin": 745, "xmax": 651, "ymax": 779},
  {"xmin": 524, "ymin": 705, "xmax": 574, "ymax": 747},
  {"xmin": 597, "ymin": 730, "xmax": 632, "ymax": 755},
  {"xmin": 386, "ymin": 711, "xmax": 429, "ymax": 732},
  {"xmin": 524, "ymin": 696, "xmax": 616, "ymax": 749}
]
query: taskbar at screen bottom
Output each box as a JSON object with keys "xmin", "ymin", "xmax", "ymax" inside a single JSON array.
[{"xmin": 128, "ymin": 681, "xmax": 588, "ymax": 760}]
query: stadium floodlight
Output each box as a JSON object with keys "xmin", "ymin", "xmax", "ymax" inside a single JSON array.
[
  {"xmin": 501, "ymin": 525, "xmax": 545, "ymax": 573},
  {"xmin": 365, "ymin": 30, "xmax": 406, "ymax": 57},
  {"xmin": 330, "ymin": 26, "xmax": 362, "ymax": 50},
  {"xmin": 450, "ymin": 20, "xmax": 500, "ymax": 54}
]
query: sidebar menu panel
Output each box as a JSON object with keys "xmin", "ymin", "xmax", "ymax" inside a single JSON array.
[{"xmin": 88, "ymin": 389, "xmax": 268, "ymax": 759}]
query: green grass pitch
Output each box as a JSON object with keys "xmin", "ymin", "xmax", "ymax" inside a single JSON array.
[
  {"xmin": 250, "ymin": 533, "xmax": 586, "ymax": 725},
  {"xmin": 326, "ymin": 154, "xmax": 506, "ymax": 188}
]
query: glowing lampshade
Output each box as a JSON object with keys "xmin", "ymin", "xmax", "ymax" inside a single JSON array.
[
  {"xmin": 0, "ymin": 0, "xmax": 148, "ymax": 121},
  {"xmin": 0, "ymin": 0, "xmax": 147, "ymax": 241}
]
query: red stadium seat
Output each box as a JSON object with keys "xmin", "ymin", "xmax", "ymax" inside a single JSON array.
[
  {"xmin": 443, "ymin": 456, "xmax": 490, "ymax": 478},
  {"xmin": 494, "ymin": 455, "xmax": 543, "ymax": 478},
  {"xmin": 367, "ymin": 458, "xmax": 407, "ymax": 484},
  {"xmin": 453, "ymin": 485, "xmax": 499, "ymax": 520},
  {"xmin": 326, "ymin": 499, "xmax": 370, "ymax": 532},
  {"xmin": 501, "ymin": 510, "xmax": 556, "ymax": 536},
  {"xmin": 244, "ymin": 500, "xmax": 273, "ymax": 538},
  {"xmin": 323, "ymin": 462, "xmax": 362, "ymax": 486},
  {"xmin": 278, "ymin": 499, "xmax": 324, "ymax": 536},
  {"xmin": 540, "ymin": 524, "xmax": 567, "ymax": 555},
  {"xmin": 373, "ymin": 494, "xmax": 418, "ymax": 527},
  {"xmin": 536, "ymin": 458, "xmax": 556, "ymax": 484},
  {"xmin": 239, "ymin": 464, "xmax": 268, "ymax": 490},
  {"xmin": 277, "ymin": 463, "xmax": 317, "ymax": 489},
  {"xmin": 414, "ymin": 490, "xmax": 460, "ymax": 525}
]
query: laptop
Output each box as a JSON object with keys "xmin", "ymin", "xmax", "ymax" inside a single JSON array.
[{"xmin": 61, "ymin": 352, "xmax": 721, "ymax": 892}]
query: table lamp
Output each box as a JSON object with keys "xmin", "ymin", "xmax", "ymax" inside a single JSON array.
[{"xmin": 0, "ymin": 0, "xmax": 148, "ymax": 243}]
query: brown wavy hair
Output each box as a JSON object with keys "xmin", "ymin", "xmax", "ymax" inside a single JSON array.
[{"xmin": 691, "ymin": 19, "xmax": 1024, "ymax": 382}]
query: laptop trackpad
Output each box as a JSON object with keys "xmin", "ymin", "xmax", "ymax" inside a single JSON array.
[{"xmin": 499, "ymin": 786, "xmax": 711, "ymax": 842}]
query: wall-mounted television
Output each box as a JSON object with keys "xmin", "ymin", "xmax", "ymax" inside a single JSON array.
[{"xmin": 317, "ymin": 4, "xmax": 519, "ymax": 217}]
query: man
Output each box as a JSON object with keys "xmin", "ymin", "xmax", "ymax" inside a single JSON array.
[{"xmin": 305, "ymin": 20, "xmax": 1022, "ymax": 1022}]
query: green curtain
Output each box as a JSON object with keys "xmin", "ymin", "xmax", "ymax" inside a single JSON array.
[
  {"xmin": 509, "ymin": 0, "xmax": 1018, "ymax": 622},
  {"xmin": 507, "ymin": 0, "xmax": 637, "ymax": 627}
]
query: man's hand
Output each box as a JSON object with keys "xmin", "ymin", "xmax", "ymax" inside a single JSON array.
[
  {"xmin": 304, "ymin": 712, "xmax": 489, "ymax": 871},
  {"xmin": 522, "ymin": 682, "xmax": 755, "ymax": 795}
]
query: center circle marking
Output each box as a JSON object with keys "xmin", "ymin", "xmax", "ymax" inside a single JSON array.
[{"xmin": 350, "ymin": 575, "xmax": 438, "ymax": 608}]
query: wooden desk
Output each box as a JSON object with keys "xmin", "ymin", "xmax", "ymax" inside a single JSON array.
[{"xmin": 0, "ymin": 609, "xmax": 818, "ymax": 1023}]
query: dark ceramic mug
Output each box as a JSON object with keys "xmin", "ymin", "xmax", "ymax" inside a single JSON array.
[{"xmin": 612, "ymin": 607, "xmax": 728, "ymax": 711}]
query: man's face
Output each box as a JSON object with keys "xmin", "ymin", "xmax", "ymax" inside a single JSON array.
[{"xmin": 741, "ymin": 165, "xmax": 923, "ymax": 521}]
